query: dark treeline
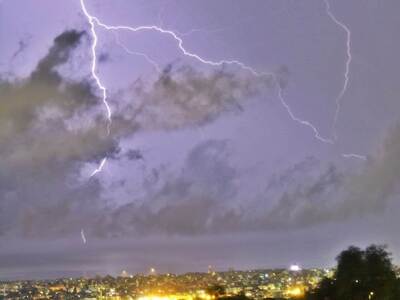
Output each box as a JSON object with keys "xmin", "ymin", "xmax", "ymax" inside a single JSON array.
[
  {"xmin": 303, "ymin": 244, "xmax": 400, "ymax": 300},
  {"xmin": 215, "ymin": 244, "xmax": 400, "ymax": 300}
]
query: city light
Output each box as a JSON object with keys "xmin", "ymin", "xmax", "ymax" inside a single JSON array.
[
  {"xmin": 289, "ymin": 264, "xmax": 302, "ymax": 272},
  {"xmin": 286, "ymin": 286, "xmax": 305, "ymax": 298},
  {"xmin": 138, "ymin": 295, "xmax": 192, "ymax": 300},
  {"xmin": 0, "ymin": 268, "xmax": 330, "ymax": 299}
]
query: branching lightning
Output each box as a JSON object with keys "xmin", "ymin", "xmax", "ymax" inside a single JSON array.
[
  {"xmin": 80, "ymin": 0, "xmax": 367, "ymax": 162},
  {"xmin": 80, "ymin": 0, "xmax": 334, "ymax": 147},
  {"xmin": 81, "ymin": 1, "xmax": 112, "ymax": 129},
  {"xmin": 113, "ymin": 33, "xmax": 162, "ymax": 74},
  {"xmin": 80, "ymin": 0, "xmax": 112, "ymax": 177},
  {"xmin": 324, "ymin": 0, "xmax": 366, "ymax": 160}
]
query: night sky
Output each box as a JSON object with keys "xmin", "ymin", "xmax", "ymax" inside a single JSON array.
[{"xmin": 1, "ymin": 0, "xmax": 400, "ymax": 280}]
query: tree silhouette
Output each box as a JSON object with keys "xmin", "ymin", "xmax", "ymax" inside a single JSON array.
[{"xmin": 306, "ymin": 244, "xmax": 400, "ymax": 300}]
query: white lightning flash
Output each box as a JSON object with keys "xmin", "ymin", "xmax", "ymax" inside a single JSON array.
[
  {"xmin": 80, "ymin": 0, "xmax": 112, "ymax": 178},
  {"xmin": 81, "ymin": 228, "xmax": 87, "ymax": 244},
  {"xmin": 80, "ymin": 0, "xmax": 368, "ymax": 160},
  {"xmin": 324, "ymin": 0, "xmax": 352, "ymax": 141},
  {"xmin": 89, "ymin": 157, "xmax": 107, "ymax": 177},
  {"xmin": 80, "ymin": 0, "xmax": 112, "ymax": 129},
  {"xmin": 342, "ymin": 153, "xmax": 367, "ymax": 161},
  {"xmin": 79, "ymin": 0, "xmax": 333, "ymax": 145},
  {"xmin": 277, "ymin": 88, "xmax": 333, "ymax": 144},
  {"xmin": 113, "ymin": 33, "xmax": 162, "ymax": 74}
]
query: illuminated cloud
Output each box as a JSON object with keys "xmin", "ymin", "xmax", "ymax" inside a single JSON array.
[
  {"xmin": 0, "ymin": 30, "xmax": 116, "ymax": 237},
  {"xmin": 114, "ymin": 63, "xmax": 270, "ymax": 132}
]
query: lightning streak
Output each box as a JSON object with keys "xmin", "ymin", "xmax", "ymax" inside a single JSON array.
[
  {"xmin": 81, "ymin": 0, "xmax": 112, "ymax": 129},
  {"xmin": 80, "ymin": 0, "xmax": 112, "ymax": 177},
  {"xmin": 89, "ymin": 157, "xmax": 107, "ymax": 177},
  {"xmin": 81, "ymin": 228, "xmax": 87, "ymax": 244},
  {"xmin": 81, "ymin": 0, "xmax": 368, "ymax": 160},
  {"xmin": 277, "ymin": 88, "xmax": 333, "ymax": 144},
  {"xmin": 113, "ymin": 33, "xmax": 162, "ymax": 74},
  {"xmin": 324, "ymin": 0, "xmax": 352, "ymax": 141},
  {"xmin": 342, "ymin": 153, "xmax": 367, "ymax": 161},
  {"xmin": 80, "ymin": 0, "xmax": 333, "ymax": 145}
]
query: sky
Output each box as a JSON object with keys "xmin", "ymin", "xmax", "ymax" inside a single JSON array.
[{"xmin": 1, "ymin": 0, "xmax": 400, "ymax": 280}]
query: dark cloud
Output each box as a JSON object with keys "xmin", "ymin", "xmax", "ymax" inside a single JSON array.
[
  {"xmin": 11, "ymin": 35, "xmax": 31, "ymax": 61},
  {"xmin": 251, "ymin": 125, "xmax": 400, "ymax": 230},
  {"xmin": 31, "ymin": 30, "xmax": 85, "ymax": 81},
  {"xmin": 90, "ymin": 140, "xmax": 239, "ymax": 236},
  {"xmin": 0, "ymin": 29, "xmax": 273, "ymax": 239},
  {"xmin": 2, "ymin": 27, "xmax": 399, "ymax": 241},
  {"xmin": 114, "ymin": 63, "xmax": 272, "ymax": 132},
  {"xmin": 125, "ymin": 149, "xmax": 144, "ymax": 161},
  {"xmin": 1, "ymin": 30, "xmax": 95, "ymax": 141},
  {"xmin": 98, "ymin": 52, "xmax": 110, "ymax": 63},
  {"xmin": 88, "ymin": 125, "xmax": 400, "ymax": 237},
  {"xmin": 341, "ymin": 124, "xmax": 400, "ymax": 215},
  {"xmin": 256, "ymin": 162, "xmax": 345, "ymax": 229},
  {"xmin": 0, "ymin": 30, "xmax": 117, "ymax": 237}
]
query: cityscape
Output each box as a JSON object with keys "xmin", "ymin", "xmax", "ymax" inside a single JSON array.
[
  {"xmin": 2, "ymin": 246, "xmax": 400, "ymax": 300},
  {"xmin": 0, "ymin": 266, "xmax": 332, "ymax": 299}
]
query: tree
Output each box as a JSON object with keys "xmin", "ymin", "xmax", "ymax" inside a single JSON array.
[
  {"xmin": 305, "ymin": 244, "xmax": 400, "ymax": 300},
  {"xmin": 335, "ymin": 246, "xmax": 365, "ymax": 299},
  {"xmin": 306, "ymin": 277, "xmax": 336, "ymax": 300}
]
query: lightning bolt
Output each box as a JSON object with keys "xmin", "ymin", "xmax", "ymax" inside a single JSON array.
[
  {"xmin": 113, "ymin": 32, "xmax": 162, "ymax": 74},
  {"xmin": 277, "ymin": 87, "xmax": 333, "ymax": 144},
  {"xmin": 342, "ymin": 153, "xmax": 367, "ymax": 161},
  {"xmin": 80, "ymin": 0, "xmax": 112, "ymax": 177},
  {"xmin": 89, "ymin": 157, "xmax": 107, "ymax": 177},
  {"xmin": 80, "ymin": 0, "xmax": 334, "ymax": 146},
  {"xmin": 324, "ymin": 0, "xmax": 352, "ymax": 141},
  {"xmin": 80, "ymin": 0, "xmax": 368, "ymax": 161},
  {"xmin": 81, "ymin": 1, "xmax": 112, "ymax": 128},
  {"xmin": 324, "ymin": 0, "xmax": 367, "ymax": 160},
  {"xmin": 81, "ymin": 228, "xmax": 87, "ymax": 244}
]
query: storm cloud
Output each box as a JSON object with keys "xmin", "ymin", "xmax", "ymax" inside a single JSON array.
[
  {"xmin": 0, "ymin": 28, "xmax": 273, "ymax": 238},
  {"xmin": 0, "ymin": 30, "xmax": 116, "ymax": 237},
  {"xmin": 88, "ymin": 125, "xmax": 400, "ymax": 237},
  {"xmin": 114, "ymin": 63, "xmax": 271, "ymax": 132},
  {"xmin": 2, "ymin": 0, "xmax": 400, "ymax": 278},
  {"xmin": 1, "ymin": 21, "xmax": 400, "ymax": 242}
]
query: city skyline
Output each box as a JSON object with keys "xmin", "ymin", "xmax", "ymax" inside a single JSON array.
[{"xmin": 0, "ymin": 266, "xmax": 331, "ymax": 298}]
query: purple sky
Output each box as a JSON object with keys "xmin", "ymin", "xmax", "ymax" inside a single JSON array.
[{"xmin": 1, "ymin": 0, "xmax": 400, "ymax": 280}]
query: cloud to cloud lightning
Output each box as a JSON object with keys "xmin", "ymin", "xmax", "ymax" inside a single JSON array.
[
  {"xmin": 80, "ymin": 0, "xmax": 369, "ymax": 164},
  {"xmin": 79, "ymin": 0, "xmax": 337, "ymax": 147},
  {"xmin": 113, "ymin": 32, "xmax": 162, "ymax": 74}
]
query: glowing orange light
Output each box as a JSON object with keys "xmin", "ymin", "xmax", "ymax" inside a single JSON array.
[{"xmin": 287, "ymin": 287, "xmax": 305, "ymax": 298}]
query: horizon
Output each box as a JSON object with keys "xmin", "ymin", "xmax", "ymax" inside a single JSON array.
[{"xmin": 0, "ymin": 265, "xmax": 322, "ymax": 282}]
